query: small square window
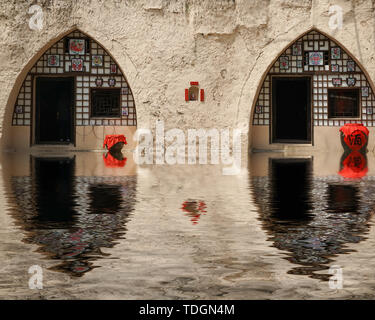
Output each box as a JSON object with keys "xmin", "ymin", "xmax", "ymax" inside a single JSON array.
[
  {"xmin": 91, "ymin": 88, "xmax": 120, "ymax": 118},
  {"xmin": 328, "ymin": 88, "xmax": 359, "ymax": 118}
]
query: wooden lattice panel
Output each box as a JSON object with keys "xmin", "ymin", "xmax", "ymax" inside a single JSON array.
[
  {"xmin": 12, "ymin": 30, "xmax": 136, "ymax": 127},
  {"xmin": 253, "ymin": 30, "xmax": 375, "ymax": 127}
]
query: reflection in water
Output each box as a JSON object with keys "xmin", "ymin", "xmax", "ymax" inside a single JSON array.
[
  {"xmin": 33, "ymin": 157, "xmax": 78, "ymax": 227},
  {"xmin": 338, "ymin": 151, "xmax": 368, "ymax": 179},
  {"xmin": 181, "ymin": 200, "xmax": 207, "ymax": 225},
  {"xmin": 250, "ymin": 157, "xmax": 373, "ymax": 281},
  {"xmin": 269, "ymin": 159, "xmax": 314, "ymax": 222},
  {"xmin": 102, "ymin": 150, "xmax": 127, "ymax": 168},
  {"xmin": 9, "ymin": 156, "xmax": 136, "ymax": 277},
  {"xmin": 327, "ymin": 184, "xmax": 360, "ymax": 213}
]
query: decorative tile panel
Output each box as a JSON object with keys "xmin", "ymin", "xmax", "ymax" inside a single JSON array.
[
  {"xmin": 12, "ymin": 30, "xmax": 136, "ymax": 127},
  {"xmin": 253, "ymin": 30, "xmax": 375, "ymax": 127}
]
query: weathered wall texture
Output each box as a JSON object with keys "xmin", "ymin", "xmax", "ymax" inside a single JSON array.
[{"xmin": 1, "ymin": 0, "xmax": 375, "ymax": 151}]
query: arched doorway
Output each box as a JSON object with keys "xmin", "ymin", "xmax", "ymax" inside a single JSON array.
[
  {"xmin": 251, "ymin": 28, "xmax": 375, "ymax": 150},
  {"xmin": 9, "ymin": 29, "xmax": 136, "ymax": 149}
]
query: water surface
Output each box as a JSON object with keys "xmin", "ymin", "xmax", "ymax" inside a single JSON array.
[{"xmin": 0, "ymin": 151, "xmax": 374, "ymax": 299}]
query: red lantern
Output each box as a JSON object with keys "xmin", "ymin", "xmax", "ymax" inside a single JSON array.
[
  {"xmin": 339, "ymin": 123, "xmax": 369, "ymax": 153},
  {"xmin": 103, "ymin": 134, "xmax": 127, "ymax": 151}
]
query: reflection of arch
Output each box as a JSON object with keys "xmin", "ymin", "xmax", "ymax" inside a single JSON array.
[
  {"xmin": 249, "ymin": 157, "xmax": 373, "ymax": 281},
  {"xmin": 3, "ymin": 28, "xmax": 137, "ymax": 148},
  {"xmin": 8, "ymin": 156, "xmax": 137, "ymax": 277},
  {"xmin": 250, "ymin": 28, "xmax": 375, "ymax": 148}
]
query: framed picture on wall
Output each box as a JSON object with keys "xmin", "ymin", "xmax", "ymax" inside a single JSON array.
[
  {"xmin": 332, "ymin": 78, "xmax": 342, "ymax": 86},
  {"xmin": 47, "ymin": 55, "xmax": 60, "ymax": 67},
  {"xmin": 108, "ymin": 78, "xmax": 116, "ymax": 87},
  {"xmin": 71, "ymin": 58, "xmax": 84, "ymax": 72},
  {"xmin": 121, "ymin": 108, "xmax": 128, "ymax": 116},
  {"xmin": 279, "ymin": 56, "xmax": 289, "ymax": 69},
  {"xmin": 110, "ymin": 64, "xmax": 117, "ymax": 73},
  {"xmin": 331, "ymin": 47, "xmax": 341, "ymax": 59},
  {"xmin": 69, "ymin": 39, "xmax": 85, "ymax": 55},
  {"xmin": 347, "ymin": 60, "xmax": 355, "ymax": 72},
  {"xmin": 15, "ymin": 105, "xmax": 23, "ymax": 114},
  {"xmin": 331, "ymin": 64, "xmax": 339, "ymax": 72},
  {"xmin": 308, "ymin": 52, "xmax": 324, "ymax": 66},
  {"xmin": 95, "ymin": 77, "xmax": 103, "ymax": 87},
  {"xmin": 292, "ymin": 42, "xmax": 302, "ymax": 56},
  {"xmin": 362, "ymin": 87, "xmax": 369, "ymax": 97},
  {"xmin": 346, "ymin": 77, "xmax": 356, "ymax": 87},
  {"xmin": 92, "ymin": 55, "xmax": 103, "ymax": 66}
]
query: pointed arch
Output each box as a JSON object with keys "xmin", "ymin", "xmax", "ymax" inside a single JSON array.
[
  {"xmin": 250, "ymin": 27, "xmax": 375, "ymax": 149},
  {"xmin": 3, "ymin": 28, "xmax": 136, "ymax": 149}
]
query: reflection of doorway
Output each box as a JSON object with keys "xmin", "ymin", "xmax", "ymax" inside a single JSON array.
[
  {"xmin": 272, "ymin": 77, "xmax": 311, "ymax": 143},
  {"xmin": 269, "ymin": 158, "xmax": 313, "ymax": 221},
  {"xmin": 35, "ymin": 77, "xmax": 74, "ymax": 144},
  {"xmin": 32, "ymin": 156, "xmax": 77, "ymax": 225}
]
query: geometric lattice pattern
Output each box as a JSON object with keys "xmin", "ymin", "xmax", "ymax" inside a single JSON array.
[
  {"xmin": 253, "ymin": 30, "xmax": 375, "ymax": 127},
  {"xmin": 12, "ymin": 30, "xmax": 136, "ymax": 126}
]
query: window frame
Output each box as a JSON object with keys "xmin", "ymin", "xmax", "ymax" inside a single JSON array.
[
  {"xmin": 90, "ymin": 87, "xmax": 121, "ymax": 119},
  {"xmin": 327, "ymin": 87, "xmax": 361, "ymax": 120}
]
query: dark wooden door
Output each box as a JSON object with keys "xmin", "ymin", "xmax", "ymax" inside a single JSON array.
[
  {"xmin": 272, "ymin": 77, "xmax": 311, "ymax": 143},
  {"xmin": 35, "ymin": 77, "xmax": 74, "ymax": 144}
]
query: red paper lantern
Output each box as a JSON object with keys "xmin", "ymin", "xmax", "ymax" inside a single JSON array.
[
  {"xmin": 339, "ymin": 123, "xmax": 369, "ymax": 152},
  {"xmin": 103, "ymin": 134, "xmax": 127, "ymax": 151}
]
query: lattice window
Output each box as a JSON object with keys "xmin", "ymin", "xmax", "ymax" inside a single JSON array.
[
  {"xmin": 91, "ymin": 89, "xmax": 120, "ymax": 118},
  {"xmin": 328, "ymin": 89, "xmax": 360, "ymax": 118}
]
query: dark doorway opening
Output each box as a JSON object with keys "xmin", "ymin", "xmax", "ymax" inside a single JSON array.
[
  {"xmin": 35, "ymin": 77, "xmax": 74, "ymax": 144},
  {"xmin": 272, "ymin": 77, "xmax": 311, "ymax": 143}
]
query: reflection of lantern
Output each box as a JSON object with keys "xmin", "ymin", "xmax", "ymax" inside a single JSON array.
[
  {"xmin": 102, "ymin": 152, "xmax": 127, "ymax": 168},
  {"xmin": 181, "ymin": 200, "xmax": 207, "ymax": 225},
  {"xmin": 340, "ymin": 123, "xmax": 369, "ymax": 153},
  {"xmin": 338, "ymin": 151, "xmax": 368, "ymax": 179}
]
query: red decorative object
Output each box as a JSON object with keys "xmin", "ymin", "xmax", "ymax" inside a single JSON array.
[
  {"xmin": 200, "ymin": 89, "xmax": 204, "ymax": 102},
  {"xmin": 339, "ymin": 123, "xmax": 369, "ymax": 152},
  {"xmin": 185, "ymin": 89, "xmax": 189, "ymax": 101},
  {"xmin": 102, "ymin": 153, "xmax": 127, "ymax": 168},
  {"xmin": 110, "ymin": 64, "xmax": 117, "ymax": 74},
  {"xmin": 339, "ymin": 151, "xmax": 367, "ymax": 179},
  {"xmin": 103, "ymin": 134, "xmax": 127, "ymax": 151},
  {"xmin": 181, "ymin": 200, "xmax": 207, "ymax": 225},
  {"xmin": 190, "ymin": 81, "xmax": 199, "ymax": 86}
]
